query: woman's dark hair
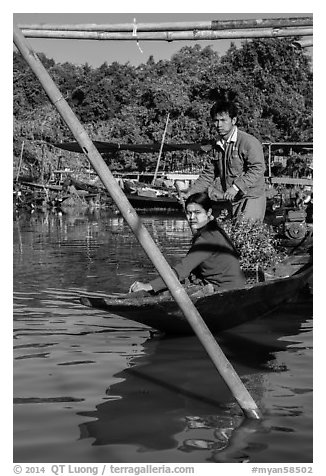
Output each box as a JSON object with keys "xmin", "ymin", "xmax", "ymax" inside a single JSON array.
[{"xmin": 185, "ymin": 192, "xmax": 212, "ymax": 212}]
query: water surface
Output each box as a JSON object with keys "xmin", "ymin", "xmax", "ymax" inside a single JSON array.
[{"xmin": 13, "ymin": 209, "xmax": 313, "ymax": 463}]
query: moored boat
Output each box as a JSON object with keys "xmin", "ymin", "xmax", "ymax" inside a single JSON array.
[{"xmin": 125, "ymin": 192, "xmax": 183, "ymax": 210}]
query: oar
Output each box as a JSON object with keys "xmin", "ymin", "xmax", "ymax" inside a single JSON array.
[{"xmin": 13, "ymin": 24, "xmax": 262, "ymax": 420}]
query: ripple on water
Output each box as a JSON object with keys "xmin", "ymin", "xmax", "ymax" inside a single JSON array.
[{"xmin": 13, "ymin": 210, "xmax": 313, "ymax": 463}]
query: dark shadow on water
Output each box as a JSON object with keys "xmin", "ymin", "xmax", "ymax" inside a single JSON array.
[
  {"xmin": 218, "ymin": 293, "xmax": 312, "ymax": 369},
  {"xmin": 78, "ymin": 292, "xmax": 312, "ymax": 461}
]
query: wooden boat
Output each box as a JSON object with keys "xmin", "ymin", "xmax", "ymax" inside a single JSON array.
[
  {"xmin": 122, "ymin": 179, "xmax": 183, "ymax": 210},
  {"xmin": 20, "ymin": 180, "xmax": 63, "ymax": 191},
  {"xmin": 80, "ymin": 253, "xmax": 312, "ymax": 336},
  {"xmin": 125, "ymin": 192, "xmax": 183, "ymax": 210}
]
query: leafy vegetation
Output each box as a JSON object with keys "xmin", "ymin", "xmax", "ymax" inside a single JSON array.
[
  {"xmin": 218, "ymin": 217, "xmax": 286, "ymax": 271},
  {"xmin": 13, "ymin": 38, "xmax": 312, "ymax": 179}
]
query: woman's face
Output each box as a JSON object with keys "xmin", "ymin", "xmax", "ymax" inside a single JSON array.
[{"xmin": 186, "ymin": 202, "xmax": 212, "ymax": 233}]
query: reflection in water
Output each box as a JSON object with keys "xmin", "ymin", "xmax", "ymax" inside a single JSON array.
[
  {"xmin": 78, "ymin": 299, "xmax": 310, "ymax": 462},
  {"xmin": 13, "ymin": 209, "xmax": 191, "ymax": 294},
  {"xmin": 180, "ymin": 417, "xmax": 268, "ymax": 463},
  {"xmin": 13, "ymin": 210, "xmax": 313, "ymax": 463},
  {"xmin": 78, "ymin": 335, "xmax": 240, "ymax": 456}
]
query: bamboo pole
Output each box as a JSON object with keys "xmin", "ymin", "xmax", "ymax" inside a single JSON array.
[
  {"xmin": 13, "ymin": 24, "xmax": 262, "ymax": 420},
  {"xmin": 292, "ymin": 38, "xmax": 313, "ymax": 48},
  {"xmin": 152, "ymin": 113, "xmax": 170, "ymax": 185},
  {"xmin": 20, "ymin": 27, "xmax": 313, "ymax": 42},
  {"xmin": 262, "ymin": 142, "xmax": 313, "ymax": 147},
  {"xmin": 15, "ymin": 141, "xmax": 24, "ymax": 182},
  {"xmin": 268, "ymin": 144, "xmax": 272, "ymax": 179},
  {"xmin": 40, "ymin": 143, "xmax": 45, "ymax": 184},
  {"xmin": 18, "ymin": 16, "xmax": 312, "ymax": 32}
]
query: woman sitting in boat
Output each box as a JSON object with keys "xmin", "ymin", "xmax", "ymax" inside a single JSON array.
[{"xmin": 129, "ymin": 192, "xmax": 246, "ymax": 294}]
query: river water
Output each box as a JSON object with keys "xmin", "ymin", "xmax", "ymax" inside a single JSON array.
[{"xmin": 13, "ymin": 208, "xmax": 313, "ymax": 464}]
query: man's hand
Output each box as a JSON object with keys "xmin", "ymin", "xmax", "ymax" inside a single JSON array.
[
  {"xmin": 176, "ymin": 190, "xmax": 189, "ymax": 206},
  {"xmin": 224, "ymin": 186, "xmax": 239, "ymax": 201},
  {"xmin": 180, "ymin": 190, "xmax": 189, "ymax": 200},
  {"xmin": 208, "ymin": 188, "xmax": 224, "ymax": 200}
]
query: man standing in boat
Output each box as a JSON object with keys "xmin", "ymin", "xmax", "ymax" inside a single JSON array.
[{"xmin": 184, "ymin": 91, "xmax": 266, "ymax": 221}]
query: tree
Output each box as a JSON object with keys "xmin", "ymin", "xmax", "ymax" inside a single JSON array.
[
  {"xmin": 13, "ymin": 39, "xmax": 313, "ymax": 174},
  {"xmin": 216, "ymin": 38, "xmax": 313, "ymax": 141}
]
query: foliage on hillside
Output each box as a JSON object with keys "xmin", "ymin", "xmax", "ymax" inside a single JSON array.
[{"xmin": 13, "ymin": 39, "xmax": 312, "ymax": 179}]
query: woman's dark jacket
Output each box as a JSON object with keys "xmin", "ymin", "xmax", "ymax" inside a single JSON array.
[{"xmin": 149, "ymin": 219, "xmax": 246, "ymax": 293}]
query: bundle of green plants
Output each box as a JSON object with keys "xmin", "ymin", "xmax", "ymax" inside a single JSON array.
[{"xmin": 217, "ymin": 217, "xmax": 286, "ymax": 271}]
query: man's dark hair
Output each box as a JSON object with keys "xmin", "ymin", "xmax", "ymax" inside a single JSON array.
[
  {"xmin": 209, "ymin": 89, "xmax": 239, "ymax": 119},
  {"xmin": 210, "ymin": 100, "xmax": 238, "ymax": 119}
]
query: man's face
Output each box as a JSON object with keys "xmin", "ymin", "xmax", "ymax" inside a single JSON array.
[{"xmin": 211, "ymin": 111, "xmax": 237, "ymax": 139}]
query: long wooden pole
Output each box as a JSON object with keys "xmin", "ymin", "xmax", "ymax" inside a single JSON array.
[
  {"xmin": 18, "ymin": 16, "xmax": 312, "ymax": 32},
  {"xmin": 292, "ymin": 38, "xmax": 313, "ymax": 48},
  {"xmin": 268, "ymin": 144, "xmax": 272, "ymax": 179},
  {"xmin": 13, "ymin": 24, "xmax": 262, "ymax": 419},
  {"xmin": 152, "ymin": 113, "xmax": 170, "ymax": 185},
  {"xmin": 20, "ymin": 27, "xmax": 313, "ymax": 42},
  {"xmin": 15, "ymin": 140, "xmax": 24, "ymax": 182}
]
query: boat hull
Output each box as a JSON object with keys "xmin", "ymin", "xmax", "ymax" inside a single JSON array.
[
  {"xmin": 125, "ymin": 193, "xmax": 183, "ymax": 210},
  {"xmin": 80, "ymin": 259, "xmax": 312, "ymax": 336}
]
